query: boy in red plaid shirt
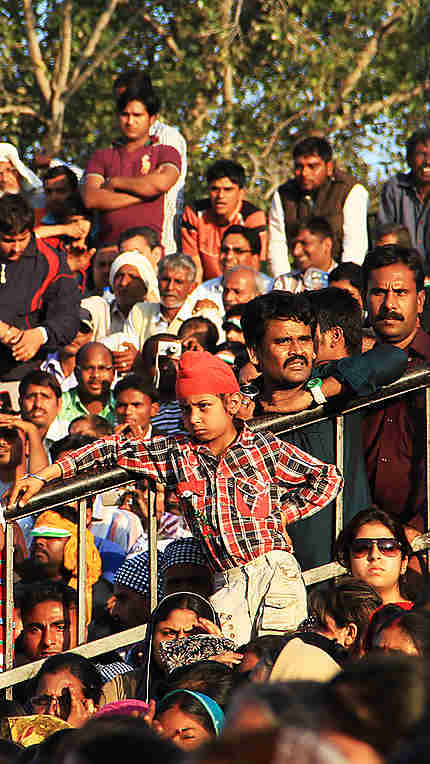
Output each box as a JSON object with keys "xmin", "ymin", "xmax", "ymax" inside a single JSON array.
[{"xmin": 11, "ymin": 351, "xmax": 342, "ymax": 644}]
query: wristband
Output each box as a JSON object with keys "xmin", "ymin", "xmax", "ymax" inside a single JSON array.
[
  {"xmin": 25, "ymin": 473, "xmax": 47, "ymax": 485},
  {"xmin": 306, "ymin": 377, "xmax": 327, "ymax": 405}
]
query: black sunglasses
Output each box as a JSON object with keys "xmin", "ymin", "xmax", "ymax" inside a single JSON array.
[{"xmin": 350, "ymin": 537, "xmax": 402, "ymax": 558}]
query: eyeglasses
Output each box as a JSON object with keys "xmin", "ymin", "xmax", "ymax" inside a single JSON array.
[
  {"xmin": 220, "ymin": 246, "xmax": 252, "ymax": 255},
  {"xmin": 31, "ymin": 693, "xmax": 66, "ymax": 711},
  {"xmin": 350, "ymin": 537, "xmax": 402, "ymax": 558}
]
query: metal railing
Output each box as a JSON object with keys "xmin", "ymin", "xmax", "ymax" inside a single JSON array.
[{"xmin": 3, "ymin": 364, "xmax": 430, "ymax": 692}]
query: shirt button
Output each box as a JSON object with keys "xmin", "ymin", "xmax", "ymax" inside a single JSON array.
[
  {"xmin": 386, "ymin": 417, "xmax": 393, "ymax": 423},
  {"xmin": 381, "ymin": 457, "xmax": 388, "ymax": 462}
]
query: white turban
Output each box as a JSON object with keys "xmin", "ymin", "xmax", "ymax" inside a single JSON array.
[
  {"xmin": 0, "ymin": 143, "xmax": 43, "ymax": 192},
  {"xmin": 109, "ymin": 250, "xmax": 158, "ymax": 297}
]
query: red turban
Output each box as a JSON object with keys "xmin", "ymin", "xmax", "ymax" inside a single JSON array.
[{"xmin": 176, "ymin": 350, "xmax": 240, "ymax": 398}]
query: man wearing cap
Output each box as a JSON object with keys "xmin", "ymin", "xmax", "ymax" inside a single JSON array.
[
  {"xmin": 112, "ymin": 550, "xmax": 164, "ymax": 630},
  {"xmin": 161, "ymin": 538, "xmax": 213, "ymax": 599},
  {"xmin": 12, "ymin": 350, "xmax": 343, "ymax": 645}
]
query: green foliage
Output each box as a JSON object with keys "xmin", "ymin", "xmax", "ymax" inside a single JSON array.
[{"xmin": 0, "ymin": 0, "xmax": 428, "ymax": 206}]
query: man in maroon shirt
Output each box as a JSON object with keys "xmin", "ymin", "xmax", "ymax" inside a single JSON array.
[
  {"xmin": 362, "ymin": 244, "xmax": 430, "ymax": 531},
  {"xmin": 83, "ymin": 79, "xmax": 181, "ymax": 245}
]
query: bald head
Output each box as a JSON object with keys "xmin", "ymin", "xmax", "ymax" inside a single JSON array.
[
  {"xmin": 76, "ymin": 343, "xmax": 114, "ymax": 400},
  {"xmin": 223, "ymin": 266, "xmax": 259, "ymax": 311}
]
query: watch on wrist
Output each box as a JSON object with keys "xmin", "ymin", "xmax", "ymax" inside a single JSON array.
[{"xmin": 306, "ymin": 377, "xmax": 327, "ymax": 405}]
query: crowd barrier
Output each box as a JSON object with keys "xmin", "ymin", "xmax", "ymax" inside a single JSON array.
[{"xmin": 2, "ymin": 363, "xmax": 430, "ymax": 693}]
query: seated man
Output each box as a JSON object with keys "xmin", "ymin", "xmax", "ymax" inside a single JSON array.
[
  {"xmin": 83, "ymin": 77, "xmax": 181, "ymax": 247},
  {"xmin": 161, "ymin": 538, "xmax": 213, "ymax": 599},
  {"xmin": 41, "ymin": 307, "xmax": 94, "ymax": 392},
  {"xmin": 0, "ymin": 194, "xmax": 80, "ymax": 390},
  {"xmin": 15, "ymin": 580, "xmax": 78, "ymax": 664},
  {"xmin": 112, "ymin": 550, "xmax": 164, "ymax": 630},
  {"xmin": 178, "ymin": 317, "xmax": 219, "ymax": 353},
  {"xmin": 181, "ymin": 160, "xmax": 267, "ymax": 281},
  {"xmin": 118, "ymin": 225, "xmax": 162, "ymax": 302},
  {"xmin": 222, "ymin": 266, "xmax": 261, "ymax": 313},
  {"xmin": 135, "ymin": 333, "xmax": 186, "ymax": 436},
  {"xmin": 125, "ymin": 253, "xmax": 198, "ymax": 349},
  {"xmin": 88, "ymin": 242, "xmax": 118, "ymax": 298},
  {"xmin": 58, "ymin": 342, "xmax": 116, "ymax": 426},
  {"xmin": 328, "ymin": 262, "xmax": 365, "ymax": 311},
  {"xmin": 19, "ymin": 370, "xmax": 67, "ymax": 450},
  {"xmin": 114, "ymin": 373, "xmax": 159, "ymax": 440},
  {"xmin": 273, "ymin": 216, "xmax": 337, "ymax": 292}
]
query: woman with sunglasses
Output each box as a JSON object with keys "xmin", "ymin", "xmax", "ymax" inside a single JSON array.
[{"xmin": 334, "ymin": 506, "xmax": 412, "ymax": 605}]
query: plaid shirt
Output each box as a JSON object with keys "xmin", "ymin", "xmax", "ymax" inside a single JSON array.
[{"xmin": 57, "ymin": 426, "xmax": 343, "ymax": 573}]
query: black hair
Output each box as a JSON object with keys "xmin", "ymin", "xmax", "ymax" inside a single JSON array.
[
  {"xmin": 118, "ymin": 226, "xmax": 160, "ymax": 250},
  {"xmin": 177, "ymin": 317, "xmax": 219, "ymax": 353},
  {"xmin": 19, "ymin": 370, "xmax": 62, "ymax": 401},
  {"xmin": 157, "ymin": 690, "xmax": 217, "ymax": 736},
  {"xmin": 43, "ymin": 165, "xmax": 78, "ymax": 190},
  {"xmin": 328, "ymin": 262, "xmax": 364, "ymax": 298},
  {"xmin": 293, "ymin": 137, "xmax": 333, "ymax": 163},
  {"xmin": 307, "ymin": 287, "xmax": 363, "ymax": 356},
  {"xmin": 114, "ymin": 373, "xmax": 159, "ymax": 402},
  {"xmin": 50, "ymin": 433, "xmax": 97, "ymax": 462},
  {"xmin": 334, "ymin": 505, "xmax": 412, "ymax": 569},
  {"xmin": 206, "ymin": 160, "xmax": 245, "ymax": 188},
  {"xmin": 153, "ymin": 593, "xmax": 216, "ymax": 627},
  {"xmin": 114, "ymin": 69, "xmax": 151, "ymax": 94},
  {"xmin": 362, "ymin": 245, "xmax": 424, "ymax": 293},
  {"xmin": 0, "ymin": 426, "xmax": 22, "ymax": 467},
  {"xmin": 239, "ymin": 635, "xmax": 288, "ymax": 662},
  {"xmin": 116, "ymin": 75, "xmax": 160, "ymax": 116},
  {"xmin": 364, "ymin": 606, "xmax": 430, "ymax": 657},
  {"xmin": 216, "ymin": 341, "xmax": 247, "ymax": 361},
  {"xmin": 34, "ymin": 653, "xmax": 103, "ymax": 705},
  {"xmin": 221, "ymin": 224, "xmax": 260, "ymax": 255},
  {"xmin": 375, "ymin": 223, "xmax": 413, "ymax": 249},
  {"xmin": 18, "ymin": 580, "xmax": 78, "ymax": 621},
  {"xmin": 166, "ymin": 662, "xmax": 236, "ymax": 712},
  {"xmin": 292, "ymin": 215, "xmax": 334, "ymax": 241},
  {"xmin": 241, "ymin": 290, "xmax": 316, "ymax": 351},
  {"xmin": 69, "ymin": 414, "xmax": 114, "ymax": 436},
  {"xmin": 406, "ymin": 128, "xmax": 430, "ymax": 164},
  {"xmin": 0, "ymin": 193, "xmax": 34, "ymax": 236}
]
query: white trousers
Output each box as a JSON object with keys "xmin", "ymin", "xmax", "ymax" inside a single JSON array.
[{"xmin": 210, "ymin": 550, "xmax": 307, "ymax": 647}]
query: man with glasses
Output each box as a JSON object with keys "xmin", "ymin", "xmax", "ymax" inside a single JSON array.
[{"xmin": 57, "ymin": 342, "xmax": 116, "ymax": 426}]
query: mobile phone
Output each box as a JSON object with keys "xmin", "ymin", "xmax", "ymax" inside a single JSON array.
[
  {"xmin": 59, "ymin": 687, "xmax": 71, "ymax": 720},
  {"xmin": 0, "ymin": 392, "xmax": 12, "ymax": 413}
]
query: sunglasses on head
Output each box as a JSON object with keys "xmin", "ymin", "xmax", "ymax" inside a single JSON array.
[{"xmin": 350, "ymin": 537, "xmax": 402, "ymax": 558}]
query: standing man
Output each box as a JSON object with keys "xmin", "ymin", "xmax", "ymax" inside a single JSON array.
[
  {"xmin": 83, "ymin": 78, "xmax": 182, "ymax": 247},
  {"xmin": 377, "ymin": 129, "xmax": 430, "ymax": 264},
  {"xmin": 181, "ymin": 160, "xmax": 267, "ymax": 282},
  {"xmin": 362, "ymin": 245, "xmax": 430, "ymax": 531},
  {"xmin": 268, "ymin": 137, "xmax": 368, "ymax": 277}
]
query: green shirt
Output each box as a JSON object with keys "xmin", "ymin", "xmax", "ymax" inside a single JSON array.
[{"xmin": 57, "ymin": 387, "xmax": 116, "ymax": 426}]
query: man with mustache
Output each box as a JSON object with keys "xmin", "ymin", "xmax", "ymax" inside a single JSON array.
[
  {"xmin": 377, "ymin": 129, "xmax": 430, "ymax": 263},
  {"xmin": 241, "ymin": 290, "xmax": 407, "ymax": 570},
  {"xmin": 362, "ymin": 245, "xmax": 430, "ymax": 531}
]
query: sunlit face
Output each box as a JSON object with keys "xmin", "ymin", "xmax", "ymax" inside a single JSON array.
[
  {"xmin": 0, "ymin": 229, "xmax": 31, "ymax": 261},
  {"xmin": 20, "ymin": 384, "xmax": 61, "ymax": 432},
  {"xmin": 152, "ymin": 608, "xmax": 203, "ymax": 667},
  {"xmin": 209, "ymin": 177, "xmax": 244, "ymax": 220},
  {"xmin": 31, "ymin": 536, "xmax": 69, "ymax": 577},
  {"xmin": 115, "ymin": 388, "xmax": 158, "ymax": 429},
  {"xmin": 0, "ymin": 431, "xmax": 19, "ymax": 468},
  {"xmin": 349, "ymin": 521, "xmax": 407, "ymax": 602},
  {"xmin": 0, "ymin": 161, "xmax": 20, "ymax": 193},
  {"xmin": 377, "ymin": 622, "xmax": 419, "ymax": 656},
  {"xmin": 93, "ymin": 246, "xmax": 118, "ymax": 291},
  {"xmin": 294, "ymin": 153, "xmax": 333, "ymax": 193},
  {"xmin": 292, "ymin": 229, "xmax": 332, "ymax": 272},
  {"xmin": 119, "ymin": 100, "xmax": 155, "ymax": 143},
  {"xmin": 409, "ymin": 140, "xmax": 430, "ymax": 186},
  {"xmin": 366, "ymin": 263, "xmax": 424, "ymax": 347},
  {"xmin": 120, "ymin": 235, "xmax": 161, "ymax": 272},
  {"xmin": 330, "ymin": 279, "xmax": 363, "ymax": 310},
  {"xmin": 253, "ymin": 318, "xmax": 315, "ymax": 388},
  {"xmin": 220, "ymin": 233, "xmax": 258, "ymax": 272},
  {"xmin": 44, "ymin": 174, "xmax": 75, "ymax": 214},
  {"xmin": 32, "ymin": 669, "xmax": 87, "ymax": 719},
  {"xmin": 156, "ymin": 703, "xmax": 212, "ymax": 751},
  {"xmin": 112, "ymin": 584, "xmax": 149, "ymax": 628},
  {"xmin": 22, "ymin": 600, "xmax": 77, "ymax": 660},
  {"xmin": 222, "ymin": 270, "xmax": 257, "ymax": 310},
  {"xmin": 159, "ymin": 267, "xmax": 195, "ymax": 310},
  {"xmin": 113, "ymin": 264, "xmax": 147, "ymax": 313},
  {"xmin": 77, "ymin": 346, "xmax": 114, "ymax": 399},
  {"xmin": 180, "ymin": 393, "xmax": 237, "ymax": 449}
]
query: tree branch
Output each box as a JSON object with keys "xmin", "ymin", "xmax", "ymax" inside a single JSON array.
[
  {"xmin": 142, "ymin": 12, "xmax": 183, "ymax": 60},
  {"xmin": 260, "ymin": 107, "xmax": 310, "ymax": 159},
  {"xmin": 69, "ymin": 0, "xmax": 123, "ymax": 86},
  {"xmin": 0, "ymin": 104, "xmax": 49, "ymax": 125},
  {"xmin": 56, "ymin": 0, "xmax": 73, "ymax": 96},
  {"xmin": 22, "ymin": 0, "xmax": 51, "ymax": 104}
]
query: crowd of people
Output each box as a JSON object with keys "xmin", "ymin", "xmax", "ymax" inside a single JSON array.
[{"xmin": 0, "ymin": 66, "xmax": 429, "ymax": 761}]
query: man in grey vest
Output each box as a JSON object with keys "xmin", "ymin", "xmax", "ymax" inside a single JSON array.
[{"xmin": 268, "ymin": 137, "xmax": 368, "ymax": 277}]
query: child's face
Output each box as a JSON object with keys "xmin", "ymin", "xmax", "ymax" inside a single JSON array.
[{"xmin": 180, "ymin": 393, "xmax": 237, "ymax": 446}]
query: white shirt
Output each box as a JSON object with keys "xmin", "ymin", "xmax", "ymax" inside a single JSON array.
[{"xmin": 268, "ymin": 184, "xmax": 369, "ymax": 278}]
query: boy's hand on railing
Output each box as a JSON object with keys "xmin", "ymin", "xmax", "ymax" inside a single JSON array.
[{"xmin": 8, "ymin": 475, "xmax": 45, "ymax": 508}]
